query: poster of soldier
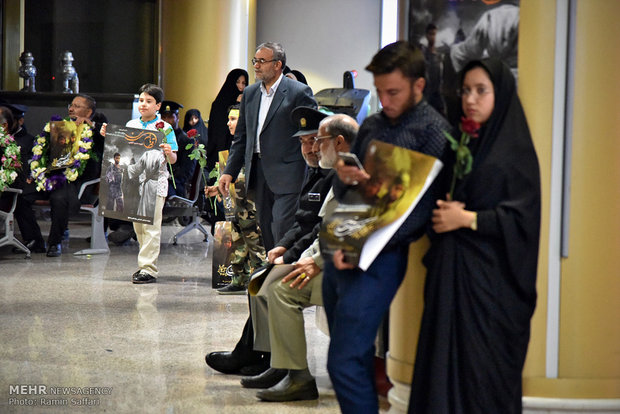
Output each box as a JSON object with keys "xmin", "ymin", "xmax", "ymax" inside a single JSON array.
[{"xmin": 98, "ymin": 124, "xmax": 164, "ymax": 225}]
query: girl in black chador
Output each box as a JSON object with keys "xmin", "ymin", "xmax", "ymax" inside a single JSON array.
[
  {"xmin": 206, "ymin": 68, "xmax": 248, "ymax": 173},
  {"xmin": 182, "ymin": 108, "xmax": 208, "ymax": 148},
  {"xmin": 409, "ymin": 58, "xmax": 541, "ymax": 414}
]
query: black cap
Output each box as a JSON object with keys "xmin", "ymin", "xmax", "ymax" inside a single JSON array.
[
  {"xmin": 291, "ymin": 106, "xmax": 329, "ymax": 137},
  {"xmin": 160, "ymin": 100, "xmax": 183, "ymax": 114}
]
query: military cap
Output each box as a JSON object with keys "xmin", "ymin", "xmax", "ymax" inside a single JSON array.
[
  {"xmin": 6, "ymin": 103, "xmax": 28, "ymax": 119},
  {"xmin": 160, "ymin": 100, "xmax": 183, "ymax": 114},
  {"xmin": 0, "ymin": 100, "xmax": 28, "ymax": 119},
  {"xmin": 291, "ymin": 106, "xmax": 329, "ymax": 137}
]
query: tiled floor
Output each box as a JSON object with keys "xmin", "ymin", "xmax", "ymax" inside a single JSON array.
[{"xmin": 0, "ymin": 218, "xmax": 390, "ymax": 413}]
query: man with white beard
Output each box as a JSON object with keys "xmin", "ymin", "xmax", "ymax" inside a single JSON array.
[{"xmin": 247, "ymin": 113, "xmax": 359, "ymax": 402}]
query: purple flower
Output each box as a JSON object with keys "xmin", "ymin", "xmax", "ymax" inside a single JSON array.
[
  {"xmin": 31, "ymin": 154, "xmax": 41, "ymax": 161},
  {"xmin": 79, "ymin": 147, "xmax": 88, "ymax": 153},
  {"xmin": 51, "ymin": 115, "xmax": 62, "ymax": 121}
]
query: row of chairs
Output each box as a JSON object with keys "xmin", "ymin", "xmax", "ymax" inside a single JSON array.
[
  {"xmin": 0, "ymin": 165, "xmax": 210, "ymax": 258},
  {"xmin": 162, "ymin": 164, "xmax": 210, "ymax": 245}
]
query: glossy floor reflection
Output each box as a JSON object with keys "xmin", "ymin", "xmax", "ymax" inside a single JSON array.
[{"xmin": 0, "ymin": 219, "xmax": 390, "ymax": 413}]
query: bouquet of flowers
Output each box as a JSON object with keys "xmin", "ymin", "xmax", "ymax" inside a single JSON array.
[
  {"xmin": 0, "ymin": 125, "xmax": 21, "ymax": 192},
  {"xmin": 443, "ymin": 117, "xmax": 480, "ymax": 199},
  {"xmin": 30, "ymin": 116, "xmax": 93, "ymax": 192}
]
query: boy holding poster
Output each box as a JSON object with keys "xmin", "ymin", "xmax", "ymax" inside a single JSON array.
[{"xmin": 103, "ymin": 84, "xmax": 178, "ymax": 284}]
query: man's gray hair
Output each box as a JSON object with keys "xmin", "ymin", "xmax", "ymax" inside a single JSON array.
[
  {"xmin": 257, "ymin": 42, "xmax": 286, "ymax": 68},
  {"xmin": 319, "ymin": 114, "xmax": 359, "ymax": 144}
]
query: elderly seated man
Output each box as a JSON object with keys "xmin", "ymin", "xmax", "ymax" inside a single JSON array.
[
  {"xmin": 246, "ymin": 113, "xmax": 359, "ymax": 402},
  {"xmin": 205, "ymin": 106, "xmax": 333, "ymax": 376}
]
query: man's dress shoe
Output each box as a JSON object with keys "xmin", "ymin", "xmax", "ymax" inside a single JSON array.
[
  {"xmin": 205, "ymin": 351, "xmax": 259, "ymax": 375},
  {"xmin": 256, "ymin": 375, "xmax": 319, "ymax": 402},
  {"xmin": 240, "ymin": 367, "xmax": 287, "ymax": 389}
]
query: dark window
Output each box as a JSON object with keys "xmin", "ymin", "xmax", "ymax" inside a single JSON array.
[{"xmin": 25, "ymin": 0, "xmax": 158, "ymax": 93}]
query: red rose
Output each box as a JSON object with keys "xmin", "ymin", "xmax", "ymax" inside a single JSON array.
[
  {"xmin": 155, "ymin": 121, "xmax": 165, "ymax": 130},
  {"xmin": 187, "ymin": 129, "xmax": 198, "ymax": 138},
  {"xmin": 460, "ymin": 117, "xmax": 480, "ymax": 138}
]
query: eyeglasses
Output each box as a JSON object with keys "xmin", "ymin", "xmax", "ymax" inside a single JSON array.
[
  {"xmin": 314, "ymin": 135, "xmax": 334, "ymax": 142},
  {"xmin": 298, "ymin": 136, "xmax": 317, "ymax": 144},
  {"xmin": 459, "ymin": 86, "xmax": 492, "ymax": 99},
  {"xmin": 68, "ymin": 103, "xmax": 86, "ymax": 110},
  {"xmin": 252, "ymin": 57, "xmax": 277, "ymax": 65}
]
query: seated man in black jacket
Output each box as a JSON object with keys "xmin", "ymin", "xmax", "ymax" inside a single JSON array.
[
  {"xmin": 205, "ymin": 106, "xmax": 332, "ymax": 377},
  {"xmin": 12, "ymin": 94, "xmax": 106, "ymax": 257}
]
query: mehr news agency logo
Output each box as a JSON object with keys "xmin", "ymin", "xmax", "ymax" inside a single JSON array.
[{"xmin": 8, "ymin": 384, "xmax": 113, "ymax": 407}]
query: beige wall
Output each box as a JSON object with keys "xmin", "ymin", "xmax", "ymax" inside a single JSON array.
[
  {"xmin": 560, "ymin": 0, "xmax": 620, "ymax": 379},
  {"xmin": 516, "ymin": 0, "xmax": 620, "ymax": 398},
  {"xmin": 160, "ymin": 0, "xmax": 256, "ymax": 123},
  {"xmin": 518, "ymin": 0, "xmax": 556, "ymax": 381},
  {"xmin": 2, "ymin": 0, "xmax": 24, "ymax": 90},
  {"xmin": 556, "ymin": 0, "xmax": 620, "ymax": 390}
]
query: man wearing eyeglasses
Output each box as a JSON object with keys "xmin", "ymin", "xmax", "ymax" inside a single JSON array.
[
  {"xmin": 219, "ymin": 42, "xmax": 316, "ymax": 252},
  {"xmin": 246, "ymin": 113, "xmax": 359, "ymax": 403},
  {"xmin": 13, "ymin": 94, "xmax": 106, "ymax": 257},
  {"xmin": 206, "ymin": 106, "xmax": 332, "ymax": 381},
  {"xmin": 68, "ymin": 94, "xmax": 108, "ymax": 193}
]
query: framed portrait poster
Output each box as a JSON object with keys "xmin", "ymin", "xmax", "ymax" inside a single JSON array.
[
  {"xmin": 98, "ymin": 124, "xmax": 164, "ymax": 225},
  {"xmin": 408, "ymin": 0, "xmax": 520, "ymax": 125}
]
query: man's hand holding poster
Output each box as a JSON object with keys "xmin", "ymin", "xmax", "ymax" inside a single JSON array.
[{"xmin": 319, "ymin": 139, "xmax": 443, "ymax": 270}]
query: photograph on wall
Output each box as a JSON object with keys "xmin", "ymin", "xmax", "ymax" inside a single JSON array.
[
  {"xmin": 98, "ymin": 124, "xmax": 164, "ymax": 224},
  {"xmin": 408, "ymin": 0, "xmax": 520, "ymax": 125},
  {"xmin": 319, "ymin": 140, "xmax": 442, "ymax": 271}
]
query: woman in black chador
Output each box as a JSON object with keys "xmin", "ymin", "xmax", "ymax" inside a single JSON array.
[
  {"xmin": 408, "ymin": 58, "xmax": 541, "ymax": 413},
  {"xmin": 206, "ymin": 68, "xmax": 248, "ymax": 173}
]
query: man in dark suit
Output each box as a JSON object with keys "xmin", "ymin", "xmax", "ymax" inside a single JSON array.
[{"xmin": 219, "ymin": 42, "xmax": 316, "ymax": 251}]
